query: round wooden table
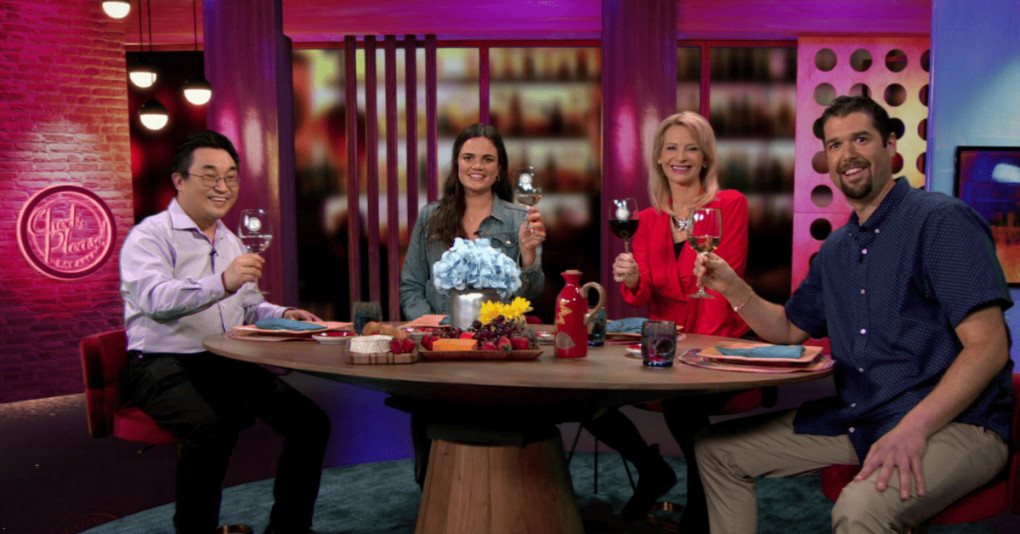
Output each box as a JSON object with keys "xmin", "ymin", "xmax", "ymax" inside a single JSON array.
[{"xmin": 204, "ymin": 332, "xmax": 832, "ymax": 534}]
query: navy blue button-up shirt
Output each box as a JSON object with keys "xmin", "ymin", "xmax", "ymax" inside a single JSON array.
[{"xmin": 786, "ymin": 178, "xmax": 1013, "ymax": 461}]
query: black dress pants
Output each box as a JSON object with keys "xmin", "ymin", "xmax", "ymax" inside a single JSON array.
[{"xmin": 125, "ymin": 352, "xmax": 331, "ymax": 534}]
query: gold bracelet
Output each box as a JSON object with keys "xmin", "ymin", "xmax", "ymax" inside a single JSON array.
[{"xmin": 731, "ymin": 288, "xmax": 754, "ymax": 313}]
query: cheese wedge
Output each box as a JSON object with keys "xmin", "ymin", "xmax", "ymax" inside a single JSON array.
[{"xmin": 432, "ymin": 338, "xmax": 478, "ymax": 351}]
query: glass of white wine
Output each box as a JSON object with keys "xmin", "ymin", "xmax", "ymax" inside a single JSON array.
[
  {"xmin": 238, "ymin": 208, "xmax": 272, "ymax": 297},
  {"xmin": 687, "ymin": 207, "xmax": 721, "ymax": 299},
  {"xmin": 514, "ymin": 166, "xmax": 544, "ymax": 242}
]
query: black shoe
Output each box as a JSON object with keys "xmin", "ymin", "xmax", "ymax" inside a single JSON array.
[{"xmin": 619, "ymin": 444, "xmax": 677, "ymax": 520}]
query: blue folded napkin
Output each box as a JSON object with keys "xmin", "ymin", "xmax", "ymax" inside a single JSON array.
[
  {"xmin": 439, "ymin": 316, "xmax": 450, "ymax": 326},
  {"xmin": 606, "ymin": 317, "xmax": 647, "ymax": 334},
  {"xmin": 255, "ymin": 318, "xmax": 327, "ymax": 331},
  {"xmin": 714, "ymin": 345, "xmax": 804, "ymax": 359}
]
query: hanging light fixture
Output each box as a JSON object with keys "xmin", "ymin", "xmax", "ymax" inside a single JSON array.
[
  {"xmin": 182, "ymin": 0, "xmax": 212, "ymax": 105},
  {"xmin": 101, "ymin": 0, "xmax": 131, "ymax": 19},
  {"xmin": 138, "ymin": 98, "xmax": 169, "ymax": 131},
  {"xmin": 127, "ymin": 0, "xmax": 157, "ymax": 89}
]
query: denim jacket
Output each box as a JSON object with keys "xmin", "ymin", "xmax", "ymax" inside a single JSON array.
[{"xmin": 399, "ymin": 198, "xmax": 544, "ymax": 319}]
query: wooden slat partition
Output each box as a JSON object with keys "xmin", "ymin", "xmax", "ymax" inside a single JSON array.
[
  {"xmin": 425, "ymin": 35, "xmax": 438, "ymax": 202},
  {"xmin": 344, "ymin": 34, "xmax": 438, "ymax": 320},
  {"xmin": 479, "ymin": 46, "xmax": 490, "ymax": 124},
  {"xmin": 344, "ymin": 36, "xmax": 362, "ymax": 313},
  {"xmin": 365, "ymin": 36, "xmax": 382, "ymax": 303},
  {"xmin": 384, "ymin": 36, "xmax": 401, "ymax": 320},
  {"xmin": 405, "ymin": 35, "xmax": 419, "ymax": 234}
]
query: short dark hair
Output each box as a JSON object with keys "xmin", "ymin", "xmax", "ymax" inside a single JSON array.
[
  {"xmin": 170, "ymin": 130, "xmax": 240, "ymax": 175},
  {"xmin": 813, "ymin": 96, "xmax": 901, "ymax": 146}
]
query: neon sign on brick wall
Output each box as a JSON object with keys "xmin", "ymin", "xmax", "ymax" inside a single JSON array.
[{"xmin": 16, "ymin": 185, "xmax": 117, "ymax": 280}]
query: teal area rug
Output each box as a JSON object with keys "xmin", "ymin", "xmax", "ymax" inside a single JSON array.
[{"xmin": 84, "ymin": 453, "xmax": 995, "ymax": 533}]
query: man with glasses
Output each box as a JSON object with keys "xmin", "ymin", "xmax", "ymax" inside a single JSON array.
[{"xmin": 120, "ymin": 130, "xmax": 331, "ymax": 534}]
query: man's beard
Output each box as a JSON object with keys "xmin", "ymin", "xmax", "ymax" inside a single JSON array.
[{"xmin": 839, "ymin": 160, "xmax": 872, "ymax": 200}]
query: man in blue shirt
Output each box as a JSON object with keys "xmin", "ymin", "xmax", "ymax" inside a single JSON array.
[{"xmin": 691, "ymin": 96, "xmax": 1013, "ymax": 533}]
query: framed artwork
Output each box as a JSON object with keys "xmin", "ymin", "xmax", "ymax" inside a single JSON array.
[{"xmin": 954, "ymin": 146, "xmax": 1020, "ymax": 284}]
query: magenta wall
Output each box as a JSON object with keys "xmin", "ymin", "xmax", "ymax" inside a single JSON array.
[{"xmin": 0, "ymin": 1, "xmax": 133, "ymax": 402}]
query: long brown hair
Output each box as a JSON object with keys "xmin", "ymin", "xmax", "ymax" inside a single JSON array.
[
  {"xmin": 426, "ymin": 123, "xmax": 511, "ymax": 247},
  {"xmin": 648, "ymin": 111, "xmax": 719, "ymax": 213}
]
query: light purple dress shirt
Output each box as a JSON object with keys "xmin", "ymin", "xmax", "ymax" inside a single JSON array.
[{"xmin": 120, "ymin": 198, "xmax": 289, "ymax": 353}]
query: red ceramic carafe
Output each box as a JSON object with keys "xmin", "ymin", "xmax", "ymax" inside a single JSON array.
[{"xmin": 554, "ymin": 270, "xmax": 606, "ymax": 358}]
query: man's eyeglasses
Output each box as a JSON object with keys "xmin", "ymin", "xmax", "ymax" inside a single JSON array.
[{"xmin": 187, "ymin": 172, "xmax": 241, "ymax": 188}]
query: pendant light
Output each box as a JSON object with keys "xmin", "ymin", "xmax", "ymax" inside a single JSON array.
[
  {"xmin": 101, "ymin": 0, "xmax": 131, "ymax": 19},
  {"xmin": 138, "ymin": 98, "xmax": 169, "ymax": 131},
  {"xmin": 127, "ymin": 0, "xmax": 157, "ymax": 89},
  {"xmin": 182, "ymin": 0, "xmax": 212, "ymax": 105},
  {"xmin": 135, "ymin": 0, "xmax": 167, "ymax": 131}
]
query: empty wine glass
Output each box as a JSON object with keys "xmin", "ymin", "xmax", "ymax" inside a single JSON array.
[
  {"xmin": 514, "ymin": 166, "xmax": 544, "ymax": 242},
  {"xmin": 687, "ymin": 207, "xmax": 721, "ymax": 299},
  {"xmin": 238, "ymin": 208, "xmax": 272, "ymax": 297},
  {"xmin": 610, "ymin": 198, "xmax": 639, "ymax": 253}
]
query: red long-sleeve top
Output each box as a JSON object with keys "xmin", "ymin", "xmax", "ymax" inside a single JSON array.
[{"xmin": 619, "ymin": 189, "xmax": 750, "ymax": 338}]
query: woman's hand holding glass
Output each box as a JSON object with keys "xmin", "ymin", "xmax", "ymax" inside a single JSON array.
[
  {"xmin": 515, "ymin": 167, "xmax": 545, "ymax": 244},
  {"xmin": 612, "ymin": 252, "xmax": 640, "ymax": 289},
  {"xmin": 518, "ymin": 208, "xmax": 546, "ymax": 265}
]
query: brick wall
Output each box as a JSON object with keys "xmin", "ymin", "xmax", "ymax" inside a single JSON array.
[{"xmin": 0, "ymin": 1, "xmax": 132, "ymax": 402}]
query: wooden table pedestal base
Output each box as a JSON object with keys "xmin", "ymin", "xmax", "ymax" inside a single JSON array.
[{"xmin": 415, "ymin": 432, "xmax": 584, "ymax": 534}]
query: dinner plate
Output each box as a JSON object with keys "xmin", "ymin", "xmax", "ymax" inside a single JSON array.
[
  {"xmin": 312, "ymin": 331, "xmax": 356, "ymax": 344},
  {"xmin": 680, "ymin": 349, "xmax": 835, "ymax": 374},
  {"xmin": 699, "ymin": 342, "xmax": 821, "ymax": 364},
  {"xmin": 233, "ymin": 321, "xmax": 349, "ymax": 336}
]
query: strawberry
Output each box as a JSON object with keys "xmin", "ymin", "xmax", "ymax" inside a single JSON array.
[
  {"xmin": 509, "ymin": 336, "xmax": 530, "ymax": 350},
  {"xmin": 497, "ymin": 336, "xmax": 513, "ymax": 352},
  {"xmin": 480, "ymin": 341, "xmax": 498, "ymax": 351},
  {"xmin": 459, "ymin": 331, "xmax": 475, "ymax": 340},
  {"xmin": 421, "ymin": 334, "xmax": 434, "ymax": 351},
  {"xmin": 402, "ymin": 338, "xmax": 416, "ymax": 353},
  {"xmin": 390, "ymin": 339, "xmax": 404, "ymax": 354}
]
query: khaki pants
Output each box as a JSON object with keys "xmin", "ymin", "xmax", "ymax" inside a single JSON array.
[{"xmin": 695, "ymin": 409, "xmax": 1007, "ymax": 533}]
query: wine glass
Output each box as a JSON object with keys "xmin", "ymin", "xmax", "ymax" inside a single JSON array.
[
  {"xmin": 238, "ymin": 208, "xmax": 272, "ymax": 296},
  {"xmin": 609, "ymin": 198, "xmax": 639, "ymax": 253},
  {"xmin": 514, "ymin": 166, "xmax": 544, "ymax": 242},
  {"xmin": 687, "ymin": 207, "xmax": 722, "ymax": 298}
]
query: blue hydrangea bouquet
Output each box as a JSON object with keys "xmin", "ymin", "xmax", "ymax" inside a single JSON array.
[{"xmin": 432, "ymin": 237, "xmax": 521, "ymax": 299}]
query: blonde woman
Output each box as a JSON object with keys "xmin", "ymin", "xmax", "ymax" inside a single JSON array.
[{"xmin": 586, "ymin": 112, "xmax": 753, "ymax": 527}]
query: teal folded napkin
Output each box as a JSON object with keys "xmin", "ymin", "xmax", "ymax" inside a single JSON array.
[
  {"xmin": 714, "ymin": 345, "xmax": 804, "ymax": 359},
  {"xmin": 606, "ymin": 317, "xmax": 647, "ymax": 334},
  {"xmin": 255, "ymin": 318, "xmax": 327, "ymax": 331}
]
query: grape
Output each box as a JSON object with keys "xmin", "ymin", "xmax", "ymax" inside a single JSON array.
[{"xmin": 471, "ymin": 320, "xmax": 482, "ymax": 330}]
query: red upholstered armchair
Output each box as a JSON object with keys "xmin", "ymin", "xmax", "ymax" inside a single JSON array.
[
  {"xmin": 821, "ymin": 372, "xmax": 1020, "ymax": 526},
  {"xmin": 80, "ymin": 329, "xmax": 178, "ymax": 445}
]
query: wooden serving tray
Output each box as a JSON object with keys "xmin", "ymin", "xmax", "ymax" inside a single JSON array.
[
  {"xmin": 419, "ymin": 348, "xmax": 543, "ymax": 361},
  {"xmin": 346, "ymin": 351, "xmax": 418, "ymax": 365}
]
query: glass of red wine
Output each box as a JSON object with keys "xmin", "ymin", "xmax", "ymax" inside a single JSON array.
[{"xmin": 610, "ymin": 197, "xmax": 638, "ymax": 253}]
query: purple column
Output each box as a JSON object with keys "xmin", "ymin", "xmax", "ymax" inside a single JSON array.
[
  {"xmin": 203, "ymin": 0, "xmax": 298, "ymax": 306},
  {"xmin": 601, "ymin": 0, "xmax": 677, "ymax": 318}
]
